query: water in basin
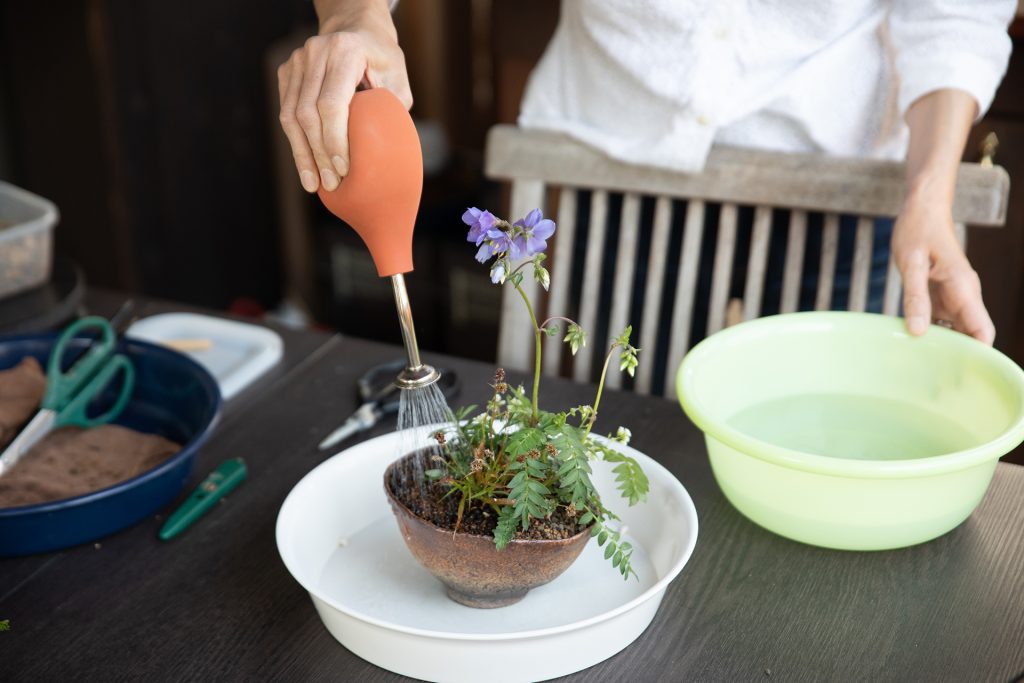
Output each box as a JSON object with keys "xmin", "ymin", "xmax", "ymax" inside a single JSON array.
[{"xmin": 728, "ymin": 393, "xmax": 978, "ymax": 461}]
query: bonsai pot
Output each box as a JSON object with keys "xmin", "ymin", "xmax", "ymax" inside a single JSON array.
[{"xmin": 384, "ymin": 452, "xmax": 591, "ymax": 608}]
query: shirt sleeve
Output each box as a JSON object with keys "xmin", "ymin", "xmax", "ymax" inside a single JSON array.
[{"xmin": 889, "ymin": 0, "xmax": 1016, "ymax": 120}]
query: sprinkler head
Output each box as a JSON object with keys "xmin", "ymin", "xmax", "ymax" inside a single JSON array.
[{"xmin": 396, "ymin": 364, "xmax": 440, "ymax": 390}]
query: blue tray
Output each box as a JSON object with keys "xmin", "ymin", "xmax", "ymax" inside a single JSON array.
[{"xmin": 0, "ymin": 333, "xmax": 222, "ymax": 556}]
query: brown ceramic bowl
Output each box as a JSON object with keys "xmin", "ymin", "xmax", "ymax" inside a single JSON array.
[{"xmin": 384, "ymin": 453, "xmax": 591, "ymax": 608}]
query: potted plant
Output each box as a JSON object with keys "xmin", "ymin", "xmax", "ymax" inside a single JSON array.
[{"xmin": 384, "ymin": 207, "xmax": 649, "ymax": 608}]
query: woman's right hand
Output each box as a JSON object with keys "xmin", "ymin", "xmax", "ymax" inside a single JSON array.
[{"xmin": 277, "ymin": 0, "xmax": 412, "ymax": 193}]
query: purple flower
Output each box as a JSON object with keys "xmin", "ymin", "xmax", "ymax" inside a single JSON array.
[
  {"xmin": 486, "ymin": 227, "xmax": 520, "ymax": 260},
  {"xmin": 462, "ymin": 207, "xmax": 495, "ymax": 246},
  {"xmin": 512, "ymin": 208, "xmax": 556, "ymax": 257},
  {"xmin": 474, "ymin": 242, "xmax": 493, "ymax": 263}
]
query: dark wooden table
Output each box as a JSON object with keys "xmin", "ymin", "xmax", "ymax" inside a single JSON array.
[{"xmin": 3, "ymin": 293, "xmax": 1024, "ymax": 682}]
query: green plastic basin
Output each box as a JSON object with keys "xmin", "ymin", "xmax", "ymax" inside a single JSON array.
[{"xmin": 677, "ymin": 312, "xmax": 1024, "ymax": 550}]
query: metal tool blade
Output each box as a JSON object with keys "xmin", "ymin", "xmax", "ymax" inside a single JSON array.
[
  {"xmin": 0, "ymin": 409, "xmax": 57, "ymax": 477},
  {"xmin": 318, "ymin": 403, "xmax": 381, "ymax": 451}
]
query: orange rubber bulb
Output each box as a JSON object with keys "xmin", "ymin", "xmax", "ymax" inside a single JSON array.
[{"xmin": 317, "ymin": 88, "xmax": 423, "ymax": 277}]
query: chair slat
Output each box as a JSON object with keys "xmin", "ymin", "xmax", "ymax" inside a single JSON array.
[
  {"xmin": 882, "ymin": 256, "xmax": 902, "ymax": 316},
  {"xmin": 498, "ymin": 179, "xmax": 545, "ymax": 370},
  {"xmin": 815, "ymin": 213, "xmax": 840, "ymax": 311},
  {"xmin": 486, "ymin": 125, "xmax": 1010, "ymax": 226},
  {"xmin": 634, "ymin": 196, "xmax": 673, "ymax": 394},
  {"xmin": 742, "ymin": 205, "xmax": 772, "ymax": 321},
  {"xmin": 543, "ymin": 187, "xmax": 578, "ymax": 376},
  {"xmin": 780, "ymin": 210, "xmax": 807, "ymax": 313},
  {"xmin": 605, "ymin": 193, "xmax": 642, "ymax": 390},
  {"xmin": 663, "ymin": 200, "xmax": 706, "ymax": 396},
  {"xmin": 572, "ymin": 190, "xmax": 609, "ymax": 383},
  {"xmin": 706, "ymin": 203, "xmax": 739, "ymax": 335},
  {"xmin": 848, "ymin": 216, "xmax": 875, "ymax": 312}
]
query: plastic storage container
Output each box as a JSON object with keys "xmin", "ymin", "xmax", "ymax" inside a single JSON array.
[{"xmin": 0, "ymin": 180, "xmax": 58, "ymax": 299}]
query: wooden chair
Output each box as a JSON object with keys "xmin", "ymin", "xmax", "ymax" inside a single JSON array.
[{"xmin": 484, "ymin": 125, "xmax": 1010, "ymax": 397}]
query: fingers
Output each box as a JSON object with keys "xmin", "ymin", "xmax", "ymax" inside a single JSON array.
[
  {"xmin": 276, "ymin": 28, "xmax": 411, "ymax": 194},
  {"xmin": 296, "ymin": 38, "xmax": 342, "ymax": 191},
  {"xmin": 319, "ymin": 40, "xmax": 367, "ymax": 179},
  {"xmin": 899, "ymin": 249, "xmax": 932, "ymax": 336},
  {"xmin": 278, "ymin": 52, "xmax": 320, "ymax": 193}
]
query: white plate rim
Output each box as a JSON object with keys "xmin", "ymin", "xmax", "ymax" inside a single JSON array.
[{"xmin": 276, "ymin": 429, "xmax": 699, "ymax": 642}]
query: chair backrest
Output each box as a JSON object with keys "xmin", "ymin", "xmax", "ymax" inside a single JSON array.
[{"xmin": 484, "ymin": 124, "xmax": 1010, "ymax": 397}]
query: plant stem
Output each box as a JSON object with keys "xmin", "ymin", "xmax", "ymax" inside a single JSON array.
[
  {"xmin": 584, "ymin": 345, "xmax": 618, "ymax": 439},
  {"xmin": 513, "ymin": 280, "xmax": 542, "ymax": 424},
  {"xmin": 539, "ymin": 315, "xmax": 577, "ymax": 330}
]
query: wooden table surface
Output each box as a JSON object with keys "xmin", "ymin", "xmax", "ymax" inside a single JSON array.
[{"xmin": 3, "ymin": 293, "xmax": 1024, "ymax": 682}]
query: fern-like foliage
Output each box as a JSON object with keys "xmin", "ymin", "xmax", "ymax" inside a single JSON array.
[
  {"xmin": 589, "ymin": 514, "xmax": 637, "ymax": 579},
  {"xmin": 593, "ymin": 443, "xmax": 650, "ymax": 506},
  {"xmin": 508, "ymin": 469, "xmax": 553, "ymax": 528},
  {"xmin": 493, "ymin": 505, "xmax": 518, "ymax": 550}
]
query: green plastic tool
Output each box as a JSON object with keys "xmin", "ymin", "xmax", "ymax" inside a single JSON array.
[{"xmin": 159, "ymin": 458, "xmax": 248, "ymax": 541}]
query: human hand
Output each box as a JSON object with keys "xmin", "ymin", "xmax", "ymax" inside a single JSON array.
[
  {"xmin": 892, "ymin": 198, "xmax": 995, "ymax": 345},
  {"xmin": 277, "ymin": 1, "xmax": 411, "ymax": 193}
]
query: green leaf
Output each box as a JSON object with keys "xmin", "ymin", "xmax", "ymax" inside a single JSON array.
[
  {"xmin": 596, "ymin": 446, "xmax": 650, "ymax": 506},
  {"xmin": 604, "ymin": 542, "xmax": 616, "ymax": 560},
  {"xmin": 616, "ymin": 325, "xmax": 633, "ymax": 346},
  {"xmin": 454, "ymin": 404, "xmax": 478, "ymax": 422},
  {"xmin": 525, "ymin": 458, "xmax": 549, "ymax": 479},
  {"xmin": 597, "ymin": 530, "xmax": 608, "ymax": 546},
  {"xmin": 493, "ymin": 506, "xmax": 517, "ymax": 550},
  {"xmin": 526, "ymin": 480, "xmax": 550, "ymax": 495},
  {"xmin": 563, "ymin": 323, "xmax": 587, "ymax": 356},
  {"xmin": 505, "ymin": 428, "xmax": 546, "ymax": 457},
  {"xmin": 424, "ymin": 469, "xmax": 444, "ymax": 479}
]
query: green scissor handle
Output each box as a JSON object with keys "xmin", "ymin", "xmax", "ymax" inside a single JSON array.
[
  {"xmin": 55, "ymin": 354, "xmax": 136, "ymax": 429},
  {"xmin": 44, "ymin": 316, "xmax": 119, "ymax": 410},
  {"xmin": 43, "ymin": 316, "xmax": 136, "ymax": 428}
]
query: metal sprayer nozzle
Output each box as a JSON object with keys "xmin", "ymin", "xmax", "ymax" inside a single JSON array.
[
  {"xmin": 390, "ymin": 273, "xmax": 439, "ymax": 390},
  {"xmin": 395, "ymin": 364, "xmax": 440, "ymax": 390}
]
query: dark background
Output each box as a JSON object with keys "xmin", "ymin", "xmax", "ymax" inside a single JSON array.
[{"xmin": 1, "ymin": 1, "xmax": 1023, "ymax": 370}]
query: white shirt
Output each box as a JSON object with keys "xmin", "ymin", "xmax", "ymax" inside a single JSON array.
[{"xmin": 518, "ymin": 1, "xmax": 1015, "ymax": 173}]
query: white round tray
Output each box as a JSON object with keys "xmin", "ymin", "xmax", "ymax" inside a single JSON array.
[{"xmin": 277, "ymin": 430, "xmax": 698, "ymax": 683}]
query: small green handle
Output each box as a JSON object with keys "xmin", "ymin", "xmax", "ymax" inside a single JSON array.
[
  {"xmin": 55, "ymin": 354, "xmax": 136, "ymax": 429},
  {"xmin": 159, "ymin": 458, "xmax": 248, "ymax": 541},
  {"xmin": 43, "ymin": 316, "xmax": 118, "ymax": 411}
]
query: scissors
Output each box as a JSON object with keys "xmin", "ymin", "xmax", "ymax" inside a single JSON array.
[
  {"xmin": 0, "ymin": 316, "xmax": 136, "ymax": 476},
  {"xmin": 318, "ymin": 360, "xmax": 460, "ymax": 451}
]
